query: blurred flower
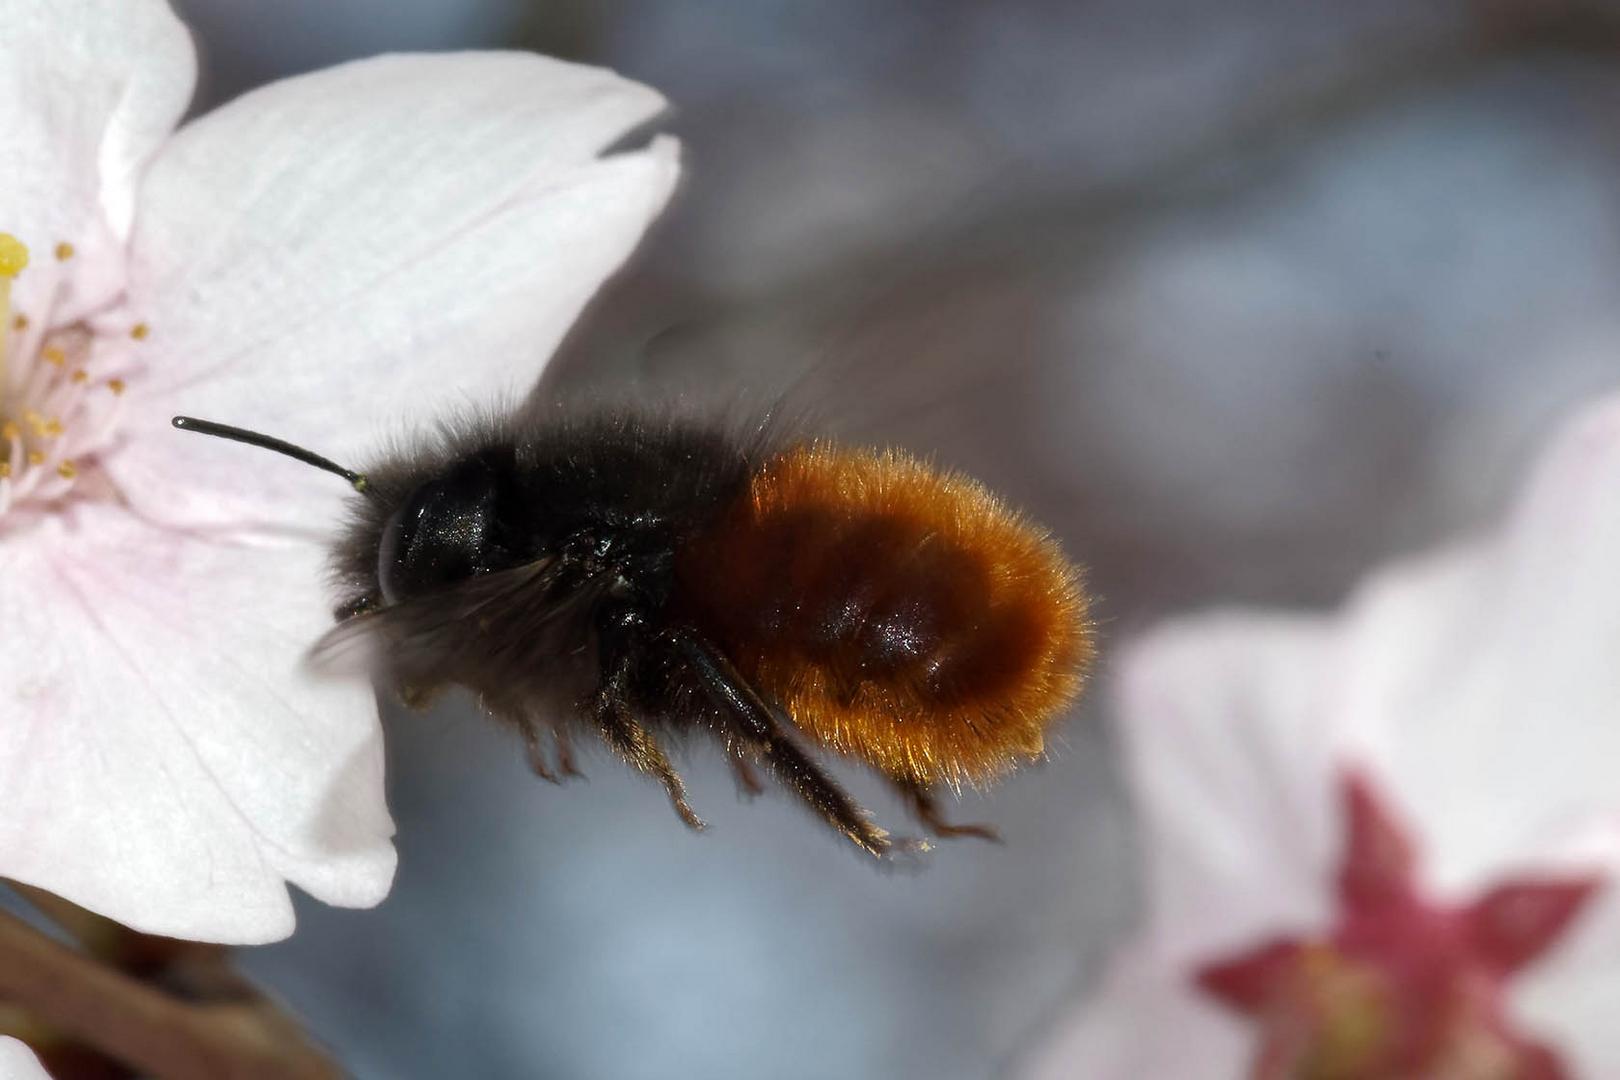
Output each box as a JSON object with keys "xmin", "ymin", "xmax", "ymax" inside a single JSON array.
[
  {"xmin": 1196, "ymin": 772, "xmax": 1593, "ymax": 1078},
  {"xmin": 1026, "ymin": 391, "xmax": 1620, "ymax": 1078},
  {"xmin": 0, "ymin": 0, "xmax": 678, "ymax": 942}
]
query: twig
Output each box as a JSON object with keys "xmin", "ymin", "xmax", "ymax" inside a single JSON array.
[{"xmin": 0, "ymin": 906, "xmax": 337, "ymax": 1080}]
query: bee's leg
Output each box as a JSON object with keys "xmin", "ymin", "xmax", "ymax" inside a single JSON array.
[
  {"xmin": 520, "ymin": 721, "xmax": 562, "ymax": 784},
  {"xmin": 554, "ymin": 726, "xmax": 583, "ymax": 779},
  {"xmin": 520, "ymin": 716, "xmax": 584, "ymax": 784},
  {"xmin": 523, "ymin": 725, "xmax": 558, "ymax": 783},
  {"xmin": 727, "ymin": 744, "xmax": 766, "ymax": 799},
  {"xmin": 595, "ymin": 605, "xmax": 704, "ymax": 831},
  {"xmin": 893, "ymin": 778, "xmax": 1001, "ymax": 843},
  {"xmin": 598, "ymin": 701, "xmax": 705, "ymax": 831},
  {"xmin": 669, "ymin": 629, "xmax": 896, "ymax": 859}
]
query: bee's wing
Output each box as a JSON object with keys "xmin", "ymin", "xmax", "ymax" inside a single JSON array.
[{"xmin": 307, "ymin": 557, "xmax": 603, "ymax": 681}]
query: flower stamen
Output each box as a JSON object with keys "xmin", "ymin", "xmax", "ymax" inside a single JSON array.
[
  {"xmin": 0, "ymin": 233, "xmax": 29, "ymax": 419},
  {"xmin": 0, "ymin": 235, "xmax": 27, "ymax": 276},
  {"xmin": 0, "ymin": 230, "xmax": 141, "ymax": 516}
]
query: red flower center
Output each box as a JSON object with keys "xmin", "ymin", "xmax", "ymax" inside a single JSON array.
[{"xmin": 1195, "ymin": 772, "xmax": 1600, "ymax": 1080}]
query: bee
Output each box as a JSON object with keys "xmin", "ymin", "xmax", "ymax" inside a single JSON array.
[{"xmin": 172, "ymin": 406, "xmax": 1094, "ymax": 856}]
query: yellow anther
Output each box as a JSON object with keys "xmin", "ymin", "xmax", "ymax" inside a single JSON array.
[
  {"xmin": 53, "ymin": 242, "xmax": 74, "ymax": 261},
  {"xmin": 107, "ymin": 378, "xmax": 126, "ymax": 395},
  {"xmin": 12, "ymin": 315, "xmax": 25, "ymax": 331},
  {"xmin": 130, "ymin": 322, "xmax": 149, "ymax": 341},
  {"xmin": 42, "ymin": 346, "xmax": 65, "ymax": 365},
  {"xmin": 25, "ymin": 450, "xmax": 43, "ymax": 466},
  {"xmin": 43, "ymin": 418, "xmax": 62, "ymax": 437},
  {"xmin": 0, "ymin": 238, "xmax": 21, "ymax": 417},
  {"xmin": 71, "ymin": 369, "xmax": 88, "ymax": 384},
  {"xmin": 1, "ymin": 421, "xmax": 17, "ymax": 441},
  {"xmin": 0, "ymin": 234, "xmax": 28, "ymax": 278},
  {"xmin": 0, "ymin": 462, "xmax": 10, "ymax": 478},
  {"xmin": 56, "ymin": 460, "xmax": 76, "ymax": 479}
]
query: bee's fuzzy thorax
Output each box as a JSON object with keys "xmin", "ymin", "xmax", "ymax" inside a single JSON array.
[{"xmin": 329, "ymin": 406, "xmax": 769, "ymax": 607}]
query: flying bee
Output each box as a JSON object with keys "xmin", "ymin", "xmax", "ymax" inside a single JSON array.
[{"xmin": 172, "ymin": 406, "xmax": 1095, "ymax": 856}]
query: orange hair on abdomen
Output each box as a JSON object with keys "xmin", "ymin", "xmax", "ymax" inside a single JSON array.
[{"xmin": 673, "ymin": 443, "xmax": 1094, "ymax": 788}]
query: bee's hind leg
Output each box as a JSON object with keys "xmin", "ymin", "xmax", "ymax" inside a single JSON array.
[
  {"xmin": 669, "ymin": 628, "xmax": 902, "ymax": 859},
  {"xmin": 894, "ymin": 779, "xmax": 1001, "ymax": 843}
]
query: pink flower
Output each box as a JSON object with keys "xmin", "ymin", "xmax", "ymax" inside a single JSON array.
[
  {"xmin": 1197, "ymin": 772, "xmax": 1593, "ymax": 1078},
  {"xmin": 1025, "ymin": 392, "xmax": 1620, "ymax": 1077},
  {"xmin": 0, "ymin": 0, "xmax": 679, "ymax": 943}
]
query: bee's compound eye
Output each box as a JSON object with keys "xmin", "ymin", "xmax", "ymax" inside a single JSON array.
[{"xmin": 378, "ymin": 460, "xmax": 503, "ymax": 604}]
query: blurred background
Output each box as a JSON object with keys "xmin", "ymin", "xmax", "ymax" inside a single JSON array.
[{"xmin": 159, "ymin": 1, "xmax": 1620, "ymax": 1076}]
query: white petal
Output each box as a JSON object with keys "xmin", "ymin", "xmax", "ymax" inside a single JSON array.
[
  {"xmin": 0, "ymin": 503, "xmax": 394, "ymax": 943},
  {"xmin": 110, "ymin": 52, "xmax": 679, "ymax": 527},
  {"xmin": 1333, "ymin": 394, "xmax": 1620, "ymax": 892},
  {"xmin": 1021, "ymin": 949, "xmax": 1252, "ymax": 1080},
  {"xmin": 0, "ymin": 0, "xmax": 193, "ymax": 309},
  {"xmin": 1118, "ymin": 613, "xmax": 1342, "ymax": 959},
  {"xmin": 0, "ymin": 1039, "xmax": 47, "ymax": 1080}
]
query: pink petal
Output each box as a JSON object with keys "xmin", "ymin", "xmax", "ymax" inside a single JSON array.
[
  {"xmin": 0, "ymin": 503, "xmax": 394, "ymax": 943},
  {"xmin": 0, "ymin": 1039, "xmax": 48, "ymax": 1080},
  {"xmin": 1116, "ymin": 614, "xmax": 1342, "ymax": 959},
  {"xmin": 1331, "ymin": 394, "xmax": 1620, "ymax": 891},
  {"xmin": 1516, "ymin": 1042, "xmax": 1574, "ymax": 1080},
  {"xmin": 0, "ymin": 0, "xmax": 194, "ymax": 313},
  {"xmin": 1194, "ymin": 939, "xmax": 1301, "ymax": 1015},
  {"xmin": 1337, "ymin": 769, "xmax": 1419, "ymax": 912},
  {"xmin": 1021, "ymin": 950, "xmax": 1253, "ymax": 1080},
  {"xmin": 1465, "ymin": 878, "xmax": 1602, "ymax": 977},
  {"xmin": 110, "ymin": 52, "xmax": 679, "ymax": 529}
]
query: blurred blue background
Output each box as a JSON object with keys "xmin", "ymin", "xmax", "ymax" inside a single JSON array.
[{"xmin": 161, "ymin": 1, "xmax": 1620, "ymax": 1076}]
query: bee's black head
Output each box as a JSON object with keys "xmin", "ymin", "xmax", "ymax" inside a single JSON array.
[{"xmin": 378, "ymin": 456, "xmax": 514, "ymax": 603}]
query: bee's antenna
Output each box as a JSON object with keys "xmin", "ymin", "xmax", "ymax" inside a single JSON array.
[{"xmin": 171, "ymin": 416, "xmax": 371, "ymax": 494}]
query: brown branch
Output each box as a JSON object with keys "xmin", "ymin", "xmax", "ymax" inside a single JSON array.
[
  {"xmin": 10, "ymin": 883, "xmax": 248, "ymax": 1002},
  {"xmin": 0, "ymin": 906, "xmax": 338, "ymax": 1080}
]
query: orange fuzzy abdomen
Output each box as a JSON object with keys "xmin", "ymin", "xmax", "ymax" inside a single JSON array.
[{"xmin": 673, "ymin": 444, "xmax": 1093, "ymax": 787}]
